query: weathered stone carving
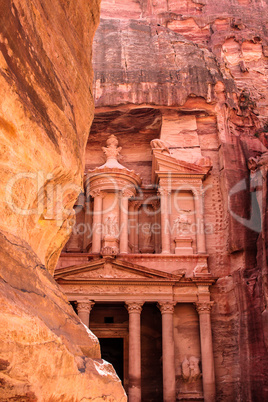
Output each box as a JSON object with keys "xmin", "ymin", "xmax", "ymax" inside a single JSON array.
[
  {"xmin": 181, "ymin": 356, "xmax": 202, "ymax": 383},
  {"xmin": 193, "ymin": 262, "xmax": 209, "ymax": 276},
  {"xmin": 65, "ymin": 225, "xmax": 82, "ymax": 252},
  {"xmin": 150, "ymin": 139, "xmax": 170, "ymax": 154},
  {"xmin": 173, "ymin": 211, "xmax": 191, "ymax": 235},
  {"xmin": 102, "ymin": 134, "xmax": 122, "ymax": 161},
  {"xmin": 104, "ymin": 215, "xmax": 119, "ymax": 237},
  {"xmin": 101, "ymin": 216, "xmax": 119, "ymax": 254},
  {"xmin": 139, "ymin": 222, "xmax": 154, "ymax": 253},
  {"xmin": 248, "ymin": 151, "xmax": 268, "ymax": 220},
  {"xmin": 101, "ymin": 245, "xmax": 119, "ymax": 256},
  {"xmin": 248, "ymin": 151, "xmax": 268, "ymax": 174}
]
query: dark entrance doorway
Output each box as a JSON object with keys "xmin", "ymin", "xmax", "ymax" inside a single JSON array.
[{"xmin": 99, "ymin": 338, "xmax": 124, "ymax": 383}]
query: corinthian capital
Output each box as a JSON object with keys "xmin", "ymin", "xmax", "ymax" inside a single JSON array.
[
  {"xmin": 157, "ymin": 301, "xmax": 176, "ymax": 314},
  {"xmin": 195, "ymin": 301, "xmax": 214, "ymax": 314},
  {"xmin": 122, "ymin": 189, "xmax": 133, "ymax": 198},
  {"xmin": 76, "ymin": 300, "xmax": 95, "ymax": 313},
  {"xmin": 125, "ymin": 301, "xmax": 144, "ymax": 314},
  {"xmin": 157, "ymin": 187, "xmax": 171, "ymax": 197},
  {"xmin": 90, "ymin": 190, "xmax": 104, "ymax": 198}
]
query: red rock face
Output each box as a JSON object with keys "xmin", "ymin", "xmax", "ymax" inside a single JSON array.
[
  {"xmin": 90, "ymin": 0, "xmax": 268, "ymax": 400},
  {"xmin": 0, "ymin": 0, "xmax": 126, "ymax": 400}
]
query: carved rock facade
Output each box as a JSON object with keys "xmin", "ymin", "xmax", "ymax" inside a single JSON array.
[
  {"xmin": 57, "ymin": 134, "xmax": 216, "ymax": 401},
  {"xmin": 58, "ymin": 1, "xmax": 268, "ymax": 401}
]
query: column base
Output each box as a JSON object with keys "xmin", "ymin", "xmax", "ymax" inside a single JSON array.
[
  {"xmin": 177, "ymin": 392, "xmax": 203, "ymax": 401},
  {"xmin": 91, "ymin": 251, "xmax": 100, "ymax": 257},
  {"xmin": 128, "ymin": 386, "xmax": 141, "ymax": 402},
  {"xmin": 174, "ymin": 237, "xmax": 193, "ymax": 255},
  {"xmin": 101, "ymin": 235, "xmax": 119, "ymax": 256}
]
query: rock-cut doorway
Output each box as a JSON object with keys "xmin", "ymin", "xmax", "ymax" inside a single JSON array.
[{"xmin": 99, "ymin": 338, "xmax": 124, "ymax": 383}]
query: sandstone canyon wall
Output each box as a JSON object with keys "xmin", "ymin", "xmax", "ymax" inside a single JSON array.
[
  {"xmin": 91, "ymin": 0, "xmax": 268, "ymax": 400},
  {"xmin": 0, "ymin": 1, "xmax": 126, "ymax": 400}
]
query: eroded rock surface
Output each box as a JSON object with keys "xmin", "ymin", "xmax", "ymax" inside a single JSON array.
[{"xmin": 0, "ymin": 0, "xmax": 126, "ymax": 400}]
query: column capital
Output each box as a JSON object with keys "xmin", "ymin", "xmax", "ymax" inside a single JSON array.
[
  {"xmin": 195, "ymin": 301, "xmax": 214, "ymax": 314},
  {"xmin": 192, "ymin": 186, "xmax": 203, "ymax": 197},
  {"xmin": 157, "ymin": 301, "xmax": 177, "ymax": 314},
  {"xmin": 76, "ymin": 300, "xmax": 95, "ymax": 313},
  {"xmin": 90, "ymin": 189, "xmax": 104, "ymax": 198},
  {"xmin": 121, "ymin": 189, "xmax": 133, "ymax": 198},
  {"xmin": 125, "ymin": 301, "xmax": 144, "ymax": 314},
  {"xmin": 151, "ymin": 200, "xmax": 160, "ymax": 211},
  {"xmin": 129, "ymin": 200, "xmax": 142, "ymax": 210},
  {"xmin": 158, "ymin": 187, "xmax": 171, "ymax": 197}
]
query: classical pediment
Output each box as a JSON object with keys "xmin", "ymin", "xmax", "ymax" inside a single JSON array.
[
  {"xmin": 54, "ymin": 258, "xmax": 182, "ymax": 282},
  {"xmin": 152, "ymin": 149, "xmax": 212, "ymax": 182}
]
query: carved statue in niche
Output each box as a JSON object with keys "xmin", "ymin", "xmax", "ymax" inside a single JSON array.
[
  {"xmin": 248, "ymin": 151, "xmax": 268, "ymax": 218},
  {"xmin": 143, "ymin": 223, "xmax": 152, "ymax": 245},
  {"xmin": 104, "ymin": 215, "xmax": 119, "ymax": 238},
  {"xmin": 173, "ymin": 210, "xmax": 191, "ymax": 236},
  {"xmin": 101, "ymin": 215, "xmax": 119, "ymax": 256},
  {"xmin": 248, "ymin": 152, "xmax": 268, "ymax": 172},
  {"xmin": 139, "ymin": 222, "xmax": 154, "ymax": 254},
  {"xmin": 181, "ymin": 356, "xmax": 201, "ymax": 383},
  {"xmin": 65, "ymin": 225, "xmax": 82, "ymax": 252}
]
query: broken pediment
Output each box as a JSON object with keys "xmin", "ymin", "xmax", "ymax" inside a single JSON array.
[
  {"xmin": 54, "ymin": 258, "xmax": 182, "ymax": 282},
  {"xmin": 152, "ymin": 148, "xmax": 212, "ymax": 183}
]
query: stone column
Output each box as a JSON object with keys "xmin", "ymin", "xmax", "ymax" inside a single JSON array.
[
  {"xmin": 125, "ymin": 301, "xmax": 144, "ymax": 402},
  {"xmin": 194, "ymin": 188, "xmax": 206, "ymax": 254},
  {"xmin": 158, "ymin": 188, "xmax": 171, "ymax": 254},
  {"xmin": 134, "ymin": 202, "xmax": 141, "ymax": 253},
  {"xmin": 152, "ymin": 200, "xmax": 161, "ymax": 253},
  {"xmin": 120, "ymin": 190, "xmax": 131, "ymax": 254},
  {"xmin": 195, "ymin": 302, "xmax": 216, "ymax": 402},
  {"xmin": 129, "ymin": 201, "xmax": 136, "ymax": 253},
  {"xmin": 76, "ymin": 300, "xmax": 95, "ymax": 327},
  {"xmin": 91, "ymin": 190, "xmax": 103, "ymax": 254},
  {"xmin": 157, "ymin": 301, "xmax": 176, "ymax": 402},
  {"xmin": 83, "ymin": 198, "xmax": 92, "ymax": 252}
]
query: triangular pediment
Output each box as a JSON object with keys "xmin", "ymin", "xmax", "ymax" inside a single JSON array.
[
  {"xmin": 152, "ymin": 149, "xmax": 211, "ymax": 182},
  {"xmin": 54, "ymin": 258, "xmax": 182, "ymax": 282}
]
